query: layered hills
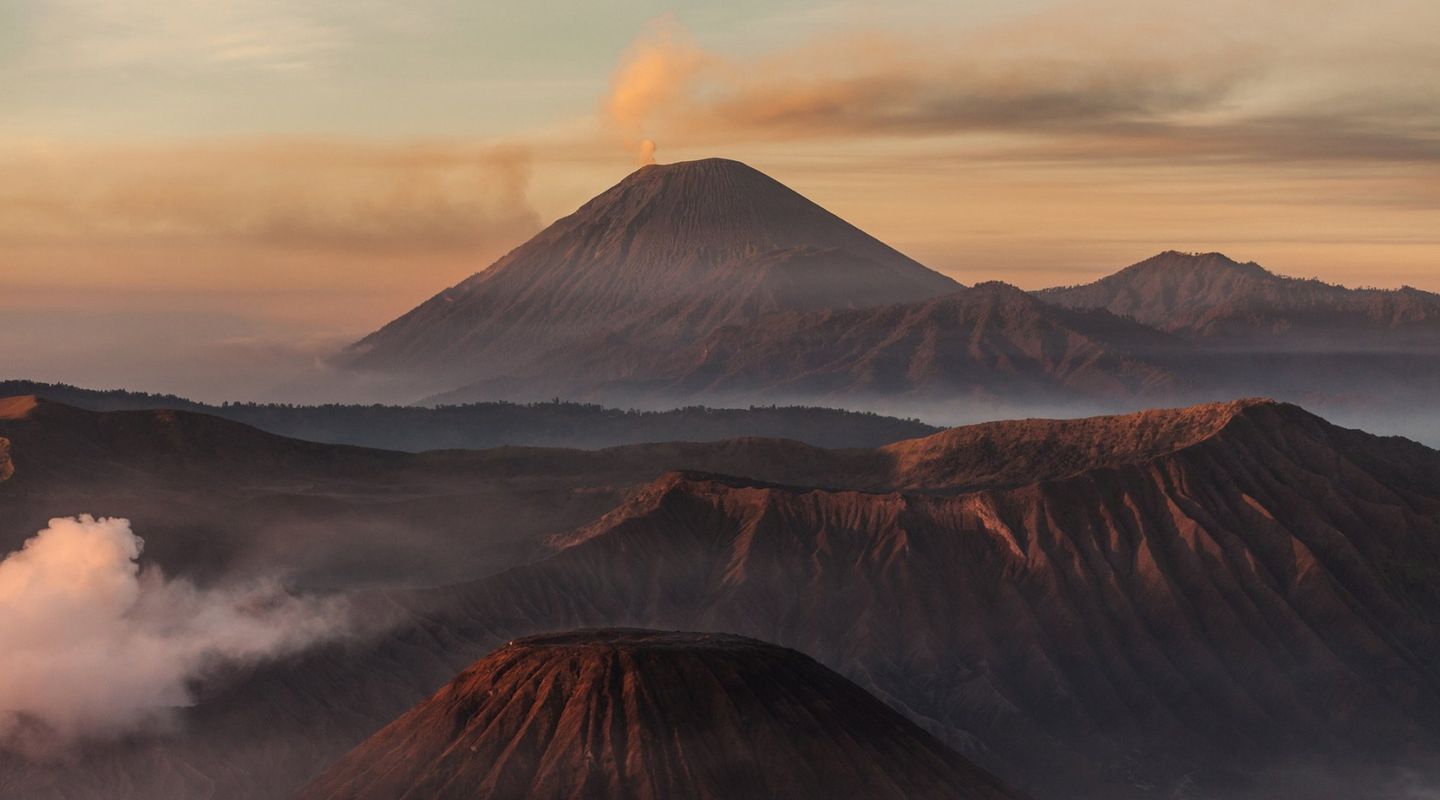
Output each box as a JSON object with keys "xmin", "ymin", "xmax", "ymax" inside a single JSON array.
[
  {"xmin": 6, "ymin": 397, "xmax": 1439, "ymax": 799},
  {"xmin": 368, "ymin": 157, "xmax": 1203, "ymax": 410},
  {"xmin": 0, "ymin": 380, "xmax": 936, "ymax": 452},
  {"xmin": 0, "ymin": 395, "xmax": 905, "ymax": 585},
  {"xmin": 297, "ymin": 630, "xmax": 1020, "ymax": 800},
  {"xmin": 426, "ymin": 281, "xmax": 1195, "ymax": 409},
  {"xmin": 638, "ymin": 281, "xmax": 1189, "ymax": 406},
  {"xmin": 1036, "ymin": 251, "xmax": 1440, "ymax": 441},
  {"xmin": 325, "ymin": 158, "xmax": 1440, "ymax": 447}
]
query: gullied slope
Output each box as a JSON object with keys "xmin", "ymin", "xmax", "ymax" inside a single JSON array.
[
  {"xmin": 343, "ymin": 158, "xmax": 958, "ymax": 386},
  {"xmin": 434, "ymin": 401, "xmax": 1440, "ymax": 798},
  {"xmin": 297, "ymin": 630, "xmax": 1020, "ymax": 800},
  {"xmin": 7, "ymin": 400, "xmax": 1440, "ymax": 800}
]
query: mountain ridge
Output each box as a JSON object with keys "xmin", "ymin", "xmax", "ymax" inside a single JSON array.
[
  {"xmin": 1036, "ymin": 250, "xmax": 1440, "ymax": 343},
  {"xmin": 0, "ymin": 380, "xmax": 938, "ymax": 452},
  {"xmin": 6, "ymin": 396, "xmax": 1440, "ymax": 799}
]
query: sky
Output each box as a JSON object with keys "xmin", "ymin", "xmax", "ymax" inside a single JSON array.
[{"xmin": 1, "ymin": 0, "xmax": 1438, "ymax": 400}]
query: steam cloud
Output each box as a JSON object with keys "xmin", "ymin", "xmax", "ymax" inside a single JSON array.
[{"xmin": 0, "ymin": 515, "xmax": 353, "ymax": 756}]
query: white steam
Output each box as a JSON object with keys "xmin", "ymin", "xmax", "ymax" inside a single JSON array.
[{"xmin": 0, "ymin": 515, "xmax": 352, "ymax": 755}]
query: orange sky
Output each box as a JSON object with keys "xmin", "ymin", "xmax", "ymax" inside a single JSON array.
[{"xmin": 1, "ymin": 0, "xmax": 1437, "ymax": 399}]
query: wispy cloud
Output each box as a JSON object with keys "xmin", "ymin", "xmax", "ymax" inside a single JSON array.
[
  {"xmin": 19, "ymin": 0, "xmax": 347, "ymax": 73},
  {"xmin": 0, "ymin": 139, "xmax": 540, "ymax": 248},
  {"xmin": 602, "ymin": 1, "xmax": 1440, "ymax": 167}
]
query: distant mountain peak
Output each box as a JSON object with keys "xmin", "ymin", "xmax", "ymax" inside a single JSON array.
[
  {"xmin": 1087, "ymin": 251, "xmax": 1275, "ymax": 286},
  {"xmin": 1037, "ymin": 251, "xmax": 1440, "ymax": 342}
]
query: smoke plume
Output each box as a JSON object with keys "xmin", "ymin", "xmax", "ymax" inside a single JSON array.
[
  {"xmin": 604, "ymin": 17, "xmax": 707, "ymax": 164},
  {"xmin": 0, "ymin": 515, "xmax": 353, "ymax": 756}
]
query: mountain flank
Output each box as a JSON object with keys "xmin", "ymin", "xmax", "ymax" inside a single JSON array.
[
  {"xmin": 8, "ymin": 398, "xmax": 1440, "ymax": 799},
  {"xmin": 297, "ymin": 629, "xmax": 1021, "ymax": 800},
  {"xmin": 1037, "ymin": 250, "xmax": 1440, "ymax": 344},
  {"xmin": 342, "ymin": 158, "xmax": 959, "ymax": 391}
]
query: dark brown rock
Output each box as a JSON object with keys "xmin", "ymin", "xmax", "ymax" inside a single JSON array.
[{"xmin": 297, "ymin": 629, "xmax": 1021, "ymax": 800}]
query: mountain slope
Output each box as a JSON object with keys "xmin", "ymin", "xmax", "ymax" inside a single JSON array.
[
  {"xmin": 342, "ymin": 158, "xmax": 959, "ymax": 390},
  {"xmin": 296, "ymin": 630, "xmax": 1020, "ymax": 800},
  {"xmin": 0, "ymin": 395, "xmax": 925, "ymax": 586},
  {"xmin": 1037, "ymin": 250, "xmax": 1440, "ymax": 345},
  {"xmin": 408, "ymin": 400, "xmax": 1440, "ymax": 798},
  {"xmin": 631, "ymin": 282, "xmax": 1191, "ymax": 406},
  {"xmin": 1035, "ymin": 251, "xmax": 1440, "ymax": 440},
  {"xmin": 10, "ymin": 400, "xmax": 1440, "ymax": 799}
]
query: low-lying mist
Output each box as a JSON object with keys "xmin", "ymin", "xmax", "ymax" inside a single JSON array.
[{"xmin": 0, "ymin": 515, "xmax": 356, "ymax": 758}]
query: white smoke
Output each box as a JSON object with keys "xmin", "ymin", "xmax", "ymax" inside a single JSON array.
[{"xmin": 0, "ymin": 515, "xmax": 353, "ymax": 756}]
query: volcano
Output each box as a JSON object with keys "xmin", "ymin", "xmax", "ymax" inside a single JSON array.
[
  {"xmin": 295, "ymin": 629, "xmax": 1020, "ymax": 800},
  {"xmin": 342, "ymin": 158, "xmax": 959, "ymax": 394},
  {"xmin": 10, "ymin": 399, "xmax": 1440, "ymax": 800},
  {"xmin": 1036, "ymin": 250, "xmax": 1440, "ymax": 345}
]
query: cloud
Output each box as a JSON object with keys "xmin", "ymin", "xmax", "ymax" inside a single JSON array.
[
  {"xmin": 19, "ymin": 0, "xmax": 346, "ymax": 73},
  {"xmin": 603, "ymin": 9, "xmax": 1258, "ymax": 145},
  {"xmin": 601, "ymin": 2, "xmax": 1440, "ymax": 167},
  {"xmin": 603, "ymin": 16, "xmax": 711, "ymax": 164},
  {"xmin": 0, "ymin": 139, "xmax": 541, "ymax": 249},
  {"xmin": 0, "ymin": 515, "xmax": 355, "ymax": 756}
]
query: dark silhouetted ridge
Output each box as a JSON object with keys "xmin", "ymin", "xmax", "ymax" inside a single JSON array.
[{"xmin": 0, "ymin": 380, "xmax": 938, "ymax": 452}]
